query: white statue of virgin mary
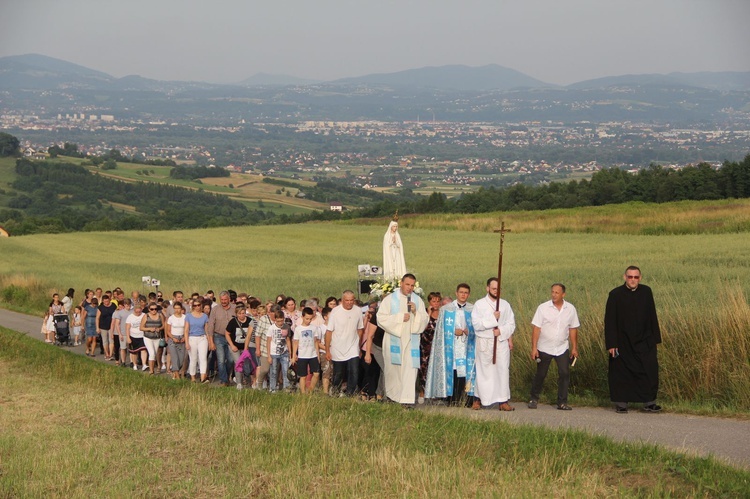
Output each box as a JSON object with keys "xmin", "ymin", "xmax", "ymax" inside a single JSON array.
[{"xmin": 382, "ymin": 215, "xmax": 406, "ymax": 281}]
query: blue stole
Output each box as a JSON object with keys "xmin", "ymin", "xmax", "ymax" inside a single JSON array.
[
  {"xmin": 389, "ymin": 291, "xmax": 421, "ymax": 366},
  {"xmin": 443, "ymin": 308, "xmax": 476, "ymax": 396},
  {"xmin": 465, "ymin": 312, "xmax": 476, "ymax": 397}
]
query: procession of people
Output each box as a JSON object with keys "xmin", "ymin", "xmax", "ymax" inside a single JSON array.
[{"xmin": 41, "ymin": 218, "xmax": 662, "ymax": 413}]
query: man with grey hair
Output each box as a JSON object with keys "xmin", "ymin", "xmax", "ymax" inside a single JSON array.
[
  {"xmin": 307, "ymin": 297, "xmax": 325, "ymax": 327},
  {"xmin": 207, "ymin": 290, "xmax": 236, "ymax": 386},
  {"xmin": 325, "ymin": 290, "xmax": 364, "ymax": 396}
]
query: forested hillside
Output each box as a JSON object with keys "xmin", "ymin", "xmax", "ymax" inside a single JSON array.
[{"xmin": 0, "ymin": 160, "xmax": 267, "ymax": 234}]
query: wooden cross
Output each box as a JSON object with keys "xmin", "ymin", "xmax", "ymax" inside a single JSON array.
[{"xmin": 492, "ymin": 221, "xmax": 511, "ymax": 364}]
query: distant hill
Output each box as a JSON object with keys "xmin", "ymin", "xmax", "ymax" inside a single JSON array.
[
  {"xmin": 239, "ymin": 72, "xmax": 321, "ymax": 87},
  {"xmin": 569, "ymin": 71, "xmax": 750, "ymax": 91},
  {"xmin": 667, "ymin": 71, "xmax": 750, "ymax": 92},
  {"xmin": 331, "ymin": 64, "xmax": 553, "ymax": 91},
  {"xmin": 0, "ymin": 53, "xmax": 227, "ymax": 92},
  {"xmin": 0, "ymin": 53, "xmax": 113, "ymax": 89}
]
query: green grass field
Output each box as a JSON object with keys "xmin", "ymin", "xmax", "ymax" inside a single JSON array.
[
  {"xmin": 1, "ymin": 329, "xmax": 747, "ymax": 497},
  {"xmin": 1, "ymin": 218, "xmax": 749, "ymax": 413}
]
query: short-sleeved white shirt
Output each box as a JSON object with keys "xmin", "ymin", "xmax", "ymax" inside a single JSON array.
[
  {"xmin": 126, "ymin": 313, "xmax": 144, "ymax": 339},
  {"xmin": 531, "ymin": 300, "xmax": 580, "ymax": 356},
  {"xmin": 294, "ymin": 323, "xmax": 322, "ymax": 359},
  {"xmin": 326, "ymin": 305, "xmax": 364, "ymax": 361},
  {"xmin": 167, "ymin": 314, "xmax": 186, "ymax": 337}
]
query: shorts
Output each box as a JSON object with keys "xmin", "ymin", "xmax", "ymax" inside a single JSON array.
[
  {"xmin": 296, "ymin": 357, "xmax": 320, "ymax": 377},
  {"xmin": 318, "ymin": 352, "xmax": 332, "ymax": 381},
  {"xmin": 100, "ymin": 328, "xmax": 112, "ymax": 346}
]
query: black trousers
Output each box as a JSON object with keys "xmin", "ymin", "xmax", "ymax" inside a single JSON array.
[
  {"xmin": 333, "ymin": 357, "xmax": 359, "ymax": 396},
  {"xmin": 449, "ymin": 371, "xmax": 467, "ymax": 406},
  {"xmin": 360, "ymin": 355, "xmax": 381, "ymax": 397},
  {"xmin": 530, "ymin": 349, "xmax": 570, "ymax": 405}
]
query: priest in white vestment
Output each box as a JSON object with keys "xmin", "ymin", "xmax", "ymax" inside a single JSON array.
[
  {"xmin": 471, "ymin": 277, "xmax": 516, "ymax": 411},
  {"xmin": 377, "ymin": 273, "xmax": 429, "ymax": 405}
]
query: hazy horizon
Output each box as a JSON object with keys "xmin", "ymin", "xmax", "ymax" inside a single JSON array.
[{"xmin": 1, "ymin": 0, "xmax": 748, "ymax": 86}]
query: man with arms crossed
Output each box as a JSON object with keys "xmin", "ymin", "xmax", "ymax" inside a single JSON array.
[{"xmin": 528, "ymin": 283, "xmax": 580, "ymax": 410}]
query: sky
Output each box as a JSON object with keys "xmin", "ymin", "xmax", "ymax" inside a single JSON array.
[{"xmin": 1, "ymin": 0, "xmax": 749, "ymax": 86}]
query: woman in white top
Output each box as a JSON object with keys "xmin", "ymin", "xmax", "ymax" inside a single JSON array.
[
  {"xmin": 166, "ymin": 302, "xmax": 187, "ymax": 380},
  {"xmin": 126, "ymin": 303, "xmax": 148, "ymax": 371}
]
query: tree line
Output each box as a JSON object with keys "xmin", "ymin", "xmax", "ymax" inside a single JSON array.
[
  {"xmin": 349, "ymin": 155, "xmax": 750, "ymax": 218},
  {"xmin": 0, "ymin": 160, "xmax": 272, "ymax": 235},
  {"xmin": 170, "ymin": 165, "xmax": 230, "ymax": 180}
]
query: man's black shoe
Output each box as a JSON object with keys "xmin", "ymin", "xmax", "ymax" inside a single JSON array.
[{"xmin": 615, "ymin": 406, "xmax": 628, "ymax": 414}]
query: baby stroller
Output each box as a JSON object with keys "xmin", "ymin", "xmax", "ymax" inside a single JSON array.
[{"xmin": 53, "ymin": 313, "xmax": 72, "ymax": 346}]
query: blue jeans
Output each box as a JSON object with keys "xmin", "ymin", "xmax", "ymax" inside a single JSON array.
[
  {"xmin": 269, "ymin": 352, "xmax": 290, "ymax": 391},
  {"xmin": 213, "ymin": 334, "xmax": 232, "ymax": 384},
  {"xmin": 333, "ymin": 357, "xmax": 360, "ymax": 396}
]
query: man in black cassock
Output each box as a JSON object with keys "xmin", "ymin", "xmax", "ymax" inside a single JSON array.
[{"xmin": 604, "ymin": 265, "xmax": 662, "ymax": 414}]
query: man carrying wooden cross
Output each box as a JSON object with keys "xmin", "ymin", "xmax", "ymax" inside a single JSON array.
[
  {"xmin": 470, "ymin": 222, "xmax": 515, "ymax": 411},
  {"xmin": 471, "ymin": 277, "xmax": 516, "ymax": 411}
]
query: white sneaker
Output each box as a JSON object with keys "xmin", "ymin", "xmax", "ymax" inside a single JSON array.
[
  {"xmin": 236, "ymin": 383, "xmax": 243, "ymax": 391},
  {"xmin": 133, "ymin": 365, "xmax": 138, "ymax": 371},
  {"xmin": 142, "ymin": 365, "xmax": 148, "ymax": 371}
]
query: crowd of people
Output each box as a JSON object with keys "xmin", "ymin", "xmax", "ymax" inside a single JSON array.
[{"xmin": 42, "ymin": 265, "xmax": 662, "ymax": 413}]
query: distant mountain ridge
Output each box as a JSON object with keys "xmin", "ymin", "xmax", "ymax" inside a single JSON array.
[
  {"xmin": 239, "ymin": 72, "xmax": 321, "ymax": 87},
  {"xmin": 330, "ymin": 64, "xmax": 553, "ymax": 91},
  {"xmin": 569, "ymin": 71, "xmax": 750, "ymax": 92},
  {"xmin": 1, "ymin": 53, "xmax": 748, "ymax": 92}
]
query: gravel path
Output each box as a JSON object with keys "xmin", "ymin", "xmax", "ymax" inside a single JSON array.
[{"xmin": 3, "ymin": 307, "xmax": 748, "ymax": 470}]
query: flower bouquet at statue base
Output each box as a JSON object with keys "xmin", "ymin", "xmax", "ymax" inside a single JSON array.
[{"xmin": 369, "ymin": 276, "xmax": 423, "ymax": 301}]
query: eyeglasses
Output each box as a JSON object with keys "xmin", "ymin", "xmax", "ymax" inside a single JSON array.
[
  {"xmin": 192, "ymin": 303, "xmax": 201, "ymax": 307},
  {"xmin": 625, "ymin": 275, "xmax": 641, "ymax": 279},
  {"xmin": 149, "ymin": 307, "xmax": 157, "ymax": 311}
]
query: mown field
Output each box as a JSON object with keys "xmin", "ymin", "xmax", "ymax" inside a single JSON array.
[
  {"xmin": 1, "ymin": 208, "xmax": 749, "ymax": 413},
  {"xmin": 1, "ymin": 329, "xmax": 747, "ymax": 497}
]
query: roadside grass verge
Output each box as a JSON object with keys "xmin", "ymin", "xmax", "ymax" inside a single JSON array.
[{"xmin": 1, "ymin": 327, "xmax": 748, "ymax": 497}]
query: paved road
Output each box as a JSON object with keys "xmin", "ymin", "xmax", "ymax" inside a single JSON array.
[{"xmin": 2, "ymin": 308, "xmax": 749, "ymax": 470}]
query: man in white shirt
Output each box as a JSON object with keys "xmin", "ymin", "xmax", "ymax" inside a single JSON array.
[
  {"xmin": 528, "ymin": 283, "xmax": 580, "ymax": 410},
  {"xmin": 325, "ymin": 290, "xmax": 364, "ymax": 396}
]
